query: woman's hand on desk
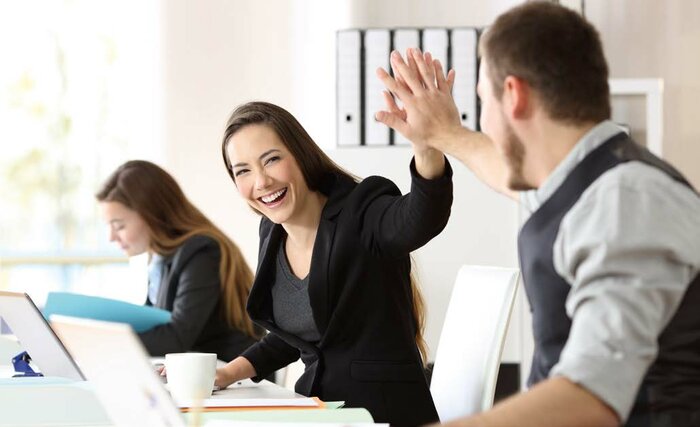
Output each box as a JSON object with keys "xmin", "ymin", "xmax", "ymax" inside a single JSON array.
[
  {"xmin": 155, "ymin": 364, "xmax": 167, "ymax": 378},
  {"xmin": 215, "ymin": 356, "xmax": 256, "ymax": 389},
  {"xmin": 215, "ymin": 366, "xmax": 236, "ymax": 388}
]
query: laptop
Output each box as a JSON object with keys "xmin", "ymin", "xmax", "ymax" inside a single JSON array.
[
  {"xmin": 0, "ymin": 291, "xmax": 84, "ymax": 380},
  {"xmin": 50, "ymin": 315, "xmax": 190, "ymax": 427}
]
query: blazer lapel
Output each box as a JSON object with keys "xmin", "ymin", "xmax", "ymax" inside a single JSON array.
[
  {"xmin": 308, "ymin": 216, "xmax": 336, "ymax": 337},
  {"xmin": 247, "ymin": 223, "xmax": 283, "ymax": 321},
  {"xmin": 157, "ymin": 257, "xmax": 173, "ymax": 309},
  {"xmin": 307, "ymin": 173, "xmax": 354, "ymax": 339}
]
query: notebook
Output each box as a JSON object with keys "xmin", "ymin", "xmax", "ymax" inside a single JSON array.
[{"xmin": 0, "ymin": 291, "xmax": 84, "ymax": 380}]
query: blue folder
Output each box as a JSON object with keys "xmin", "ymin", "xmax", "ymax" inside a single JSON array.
[{"xmin": 43, "ymin": 292, "xmax": 171, "ymax": 333}]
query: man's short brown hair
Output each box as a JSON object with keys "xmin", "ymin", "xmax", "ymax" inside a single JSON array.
[{"xmin": 480, "ymin": 1, "xmax": 611, "ymax": 124}]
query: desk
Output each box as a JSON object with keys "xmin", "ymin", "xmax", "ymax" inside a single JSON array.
[
  {"xmin": 0, "ymin": 374, "xmax": 373, "ymax": 427},
  {"xmin": 0, "ymin": 377, "xmax": 110, "ymax": 426}
]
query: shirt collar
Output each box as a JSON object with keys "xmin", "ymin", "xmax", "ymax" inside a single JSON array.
[{"xmin": 521, "ymin": 120, "xmax": 624, "ymax": 213}]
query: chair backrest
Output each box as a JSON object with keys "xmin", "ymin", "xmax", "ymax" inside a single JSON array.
[
  {"xmin": 430, "ymin": 265, "xmax": 520, "ymax": 422},
  {"xmin": 282, "ymin": 359, "xmax": 306, "ymax": 390}
]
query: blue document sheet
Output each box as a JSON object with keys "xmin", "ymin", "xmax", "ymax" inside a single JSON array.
[{"xmin": 43, "ymin": 292, "xmax": 171, "ymax": 333}]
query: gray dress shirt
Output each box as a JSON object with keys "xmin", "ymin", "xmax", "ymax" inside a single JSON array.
[{"xmin": 520, "ymin": 120, "xmax": 700, "ymax": 419}]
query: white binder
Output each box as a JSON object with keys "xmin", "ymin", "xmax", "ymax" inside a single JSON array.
[
  {"xmin": 421, "ymin": 28, "xmax": 449, "ymax": 78},
  {"xmin": 337, "ymin": 30, "xmax": 362, "ymax": 146},
  {"xmin": 451, "ymin": 28, "xmax": 479, "ymax": 130},
  {"xmin": 364, "ymin": 29, "xmax": 391, "ymax": 146},
  {"xmin": 392, "ymin": 28, "xmax": 420, "ymax": 146}
]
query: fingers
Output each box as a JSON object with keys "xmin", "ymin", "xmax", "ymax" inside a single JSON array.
[
  {"xmin": 375, "ymin": 108, "xmax": 408, "ymax": 136},
  {"xmin": 382, "ymin": 90, "xmax": 400, "ymax": 113},
  {"xmin": 434, "ymin": 59, "xmax": 449, "ymax": 92},
  {"xmin": 376, "ymin": 66, "xmax": 410, "ymax": 101},
  {"xmin": 411, "ymin": 50, "xmax": 437, "ymax": 90},
  {"xmin": 395, "ymin": 69, "xmax": 407, "ymax": 90},
  {"xmin": 393, "ymin": 64, "xmax": 412, "ymax": 101},
  {"xmin": 423, "ymin": 52, "xmax": 438, "ymax": 89},
  {"xmin": 381, "ymin": 90, "xmax": 407, "ymax": 121},
  {"xmin": 390, "ymin": 50, "xmax": 423, "ymax": 94},
  {"xmin": 447, "ymin": 69, "xmax": 456, "ymax": 92},
  {"xmin": 433, "ymin": 58, "xmax": 457, "ymax": 95},
  {"xmin": 376, "ymin": 65, "xmax": 410, "ymax": 136},
  {"xmin": 405, "ymin": 48, "xmax": 419, "ymax": 86}
]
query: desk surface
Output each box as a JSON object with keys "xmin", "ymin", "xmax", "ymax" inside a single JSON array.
[{"xmin": 0, "ymin": 373, "xmax": 373, "ymax": 427}]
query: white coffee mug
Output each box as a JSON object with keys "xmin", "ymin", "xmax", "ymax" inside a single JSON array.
[{"xmin": 165, "ymin": 352, "xmax": 217, "ymax": 403}]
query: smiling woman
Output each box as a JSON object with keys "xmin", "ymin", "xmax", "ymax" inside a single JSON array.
[
  {"xmin": 216, "ymin": 101, "xmax": 453, "ymax": 426},
  {"xmin": 226, "ymin": 124, "xmax": 327, "ymax": 229}
]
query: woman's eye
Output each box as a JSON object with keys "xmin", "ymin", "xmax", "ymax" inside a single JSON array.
[
  {"xmin": 264, "ymin": 156, "xmax": 280, "ymax": 165},
  {"xmin": 234, "ymin": 169, "xmax": 249, "ymax": 177}
]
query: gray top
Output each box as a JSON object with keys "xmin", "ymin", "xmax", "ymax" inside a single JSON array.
[
  {"xmin": 520, "ymin": 120, "xmax": 700, "ymax": 420},
  {"xmin": 271, "ymin": 238, "xmax": 321, "ymax": 343}
]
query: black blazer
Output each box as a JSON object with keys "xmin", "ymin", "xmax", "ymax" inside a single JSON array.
[
  {"xmin": 242, "ymin": 159, "xmax": 453, "ymax": 426},
  {"xmin": 139, "ymin": 235, "xmax": 258, "ymax": 362}
]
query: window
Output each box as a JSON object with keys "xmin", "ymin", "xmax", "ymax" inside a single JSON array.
[{"xmin": 0, "ymin": 0, "xmax": 162, "ymax": 307}]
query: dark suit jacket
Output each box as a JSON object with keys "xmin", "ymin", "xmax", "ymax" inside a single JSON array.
[
  {"xmin": 139, "ymin": 235, "xmax": 258, "ymax": 362},
  {"xmin": 242, "ymin": 159, "xmax": 453, "ymax": 426}
]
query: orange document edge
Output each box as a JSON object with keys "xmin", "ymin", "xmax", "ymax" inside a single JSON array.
[{"xmin": 180, "ymin": 397, "xmax": 326, "ymax": 413}]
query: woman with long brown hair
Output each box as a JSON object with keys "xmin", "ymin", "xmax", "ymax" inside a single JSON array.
[
  {"xmin": 96, "ymin": 160, "xmax": 261, "ymax": 361},
  {"xmin": 215, "ymin": 101, "xmax": 453, "ymax": 425}
]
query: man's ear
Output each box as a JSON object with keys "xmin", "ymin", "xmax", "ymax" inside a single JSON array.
[{"xmin": 502, "ymin": 75, "xmax": 530, "ymax": 119}]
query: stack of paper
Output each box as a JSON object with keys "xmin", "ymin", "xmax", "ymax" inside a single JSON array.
[{"xmin": 178, "ymin": 397, "xmax": 323, "ymax": 412}]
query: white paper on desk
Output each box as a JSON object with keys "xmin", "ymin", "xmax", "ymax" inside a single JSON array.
[
  {"xmin": 177, "ymin": 397, "xmax": 320, "ymax": 409},
  {"xmin": 205, "ymin": 423, "xmax": 387, "ymax": 427}
]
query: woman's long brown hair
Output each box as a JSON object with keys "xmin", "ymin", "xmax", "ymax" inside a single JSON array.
[
  {"xmin": 221, "ymin": 101, "xmax": 428, "ymax": 363},
  {"xmin": 96, "ymin": 160, "xmax": 260, "ymax": 339}
]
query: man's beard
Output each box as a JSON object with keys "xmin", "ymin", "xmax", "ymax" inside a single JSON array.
[{"xmin": 502, "ymin": 121, "xmax": 535, "ymax": 191}]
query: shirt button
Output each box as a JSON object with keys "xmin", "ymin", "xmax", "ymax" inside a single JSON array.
[{"xmin": 613, "ymin": 351, "xmax": 624, "ymax": 360}]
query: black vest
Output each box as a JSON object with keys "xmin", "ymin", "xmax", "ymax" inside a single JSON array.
[{"xmin": 518, "ymin": 132, "xmax": 700, "ymax": 426}]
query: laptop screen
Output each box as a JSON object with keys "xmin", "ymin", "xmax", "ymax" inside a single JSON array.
[
  {"xmin": 51, "ymin": 315, "xmax": 185, "ymax": 427},
  {"xmin": 0, "ymin": 291, "xmax": 84, "ymax": 380}
]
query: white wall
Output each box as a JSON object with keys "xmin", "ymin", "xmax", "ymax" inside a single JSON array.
[
  {"xmin": 585, "ymin": 0, "xmax": 700, "ymax": 187},
  {"xmin": 162, "ymin": 0, "xmax": 296, "ymax": 268}
]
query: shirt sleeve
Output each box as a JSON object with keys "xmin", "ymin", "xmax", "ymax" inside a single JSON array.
[
  {"xmin": 550, "ymin": 162, "xmax": 700, "ymax": 421},
  {"xmin": 241, "ymin": 331, "xmax": 301, "ymax": 382}
]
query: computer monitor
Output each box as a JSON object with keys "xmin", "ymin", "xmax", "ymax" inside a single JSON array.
[{"xmin": 0, "ymin": 291, "xmax": 84, "ymax": 380}]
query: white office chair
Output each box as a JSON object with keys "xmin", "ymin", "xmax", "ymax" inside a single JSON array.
[
  {"xmin": 430, "ymin": 265, "xmax": 520, "ymax": 422},
  {"xmin": 281, "ymin": 359, "xmax": 306, "ymax": 390}
]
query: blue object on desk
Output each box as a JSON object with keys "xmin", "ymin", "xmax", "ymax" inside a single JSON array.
[
  {"xmin": 12, "ymin": 351, "xmax": 43, "ymax": 377},
  {"xmin": 43, "ymin": 292, "xmax": 171, "ymax": 333}
]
